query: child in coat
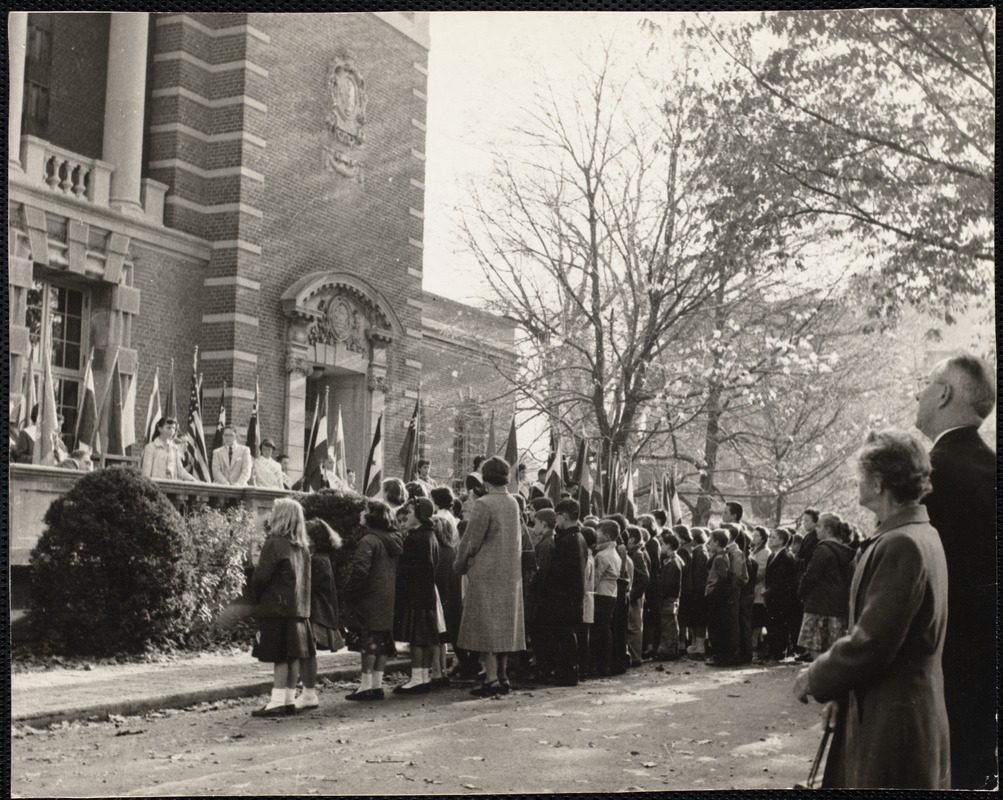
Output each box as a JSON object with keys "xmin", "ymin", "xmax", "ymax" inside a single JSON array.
[
  {"xmin": 295, "ymin": 518, "xmax": 344, "ymax": 711},
  {"xmin": 250, "ymin": 498, "xmax": 315, "ymax": 717}
]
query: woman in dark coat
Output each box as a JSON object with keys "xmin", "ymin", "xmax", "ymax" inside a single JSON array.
[
  {"xmin": 685, "ymin": 528, "xmax": 710, "ymax": 656},
  {"xmin": 796, "ymin": 513, "xmax": 855, "ymax": 659},
  {"xmin": 393, "ymin": 497, "xmax": 441, "ymax": 695},
  {"xmin": 430, "ymin": 487, "xmax": 462, "ymax": 686},
  {"xmin": 794, "ymin": 429, "xmax": 950, "ymax": 789},
  {"xmin": 344, "ymin": 500, "xmax": 404, "ymax": 701},
  {"xmin": 764, "ymin": 528, "xmax": 799, "ymax": 660}
]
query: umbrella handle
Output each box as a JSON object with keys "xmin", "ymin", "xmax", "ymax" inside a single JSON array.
[{"xmin": 806, "ymin": 727, "xmax": 832, "ymax": 789}]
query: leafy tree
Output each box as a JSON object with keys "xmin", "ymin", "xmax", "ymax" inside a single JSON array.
[{"xmin": 697, "ymin": 9, "xmax": 994, "ymax": 321}]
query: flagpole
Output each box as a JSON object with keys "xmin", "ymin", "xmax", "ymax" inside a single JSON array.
[{"xmin": 73, "ymin": 347, "xmax": 95, "ymax": 444}]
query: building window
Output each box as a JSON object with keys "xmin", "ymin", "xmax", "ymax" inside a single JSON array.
[
  {"xmin": 26, "ymin": 279, "xmax": 89, "ymax": 449},
  {"xmin": 453, "ymin": 401, "xmax": 485, "ymax": 481},
  {"xmin": 23, "ymin": 14, "xmax": 53, "ymax": 139}
]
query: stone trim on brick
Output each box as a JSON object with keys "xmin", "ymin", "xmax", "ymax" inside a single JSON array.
[
  {"xmin": 410, "ymin": 148, "xmax": 426, "ymax": 161},
  {"xmin": 151, "ymin": 87, "xmax": 267, "ymax": 113},
  {"xmin": 202, "ymin": 312, "xmax": 259, "ymax": 326},
  {"xmin": 148, "ymin": 159, "xmax": 265, "ymax": 182},
  {"xmin": 406, "ymin": 297, "xmax": 425, "ymax": 310},
  {"xmin": 408, "ymin": 237, "xmax": 423, "ymax": 249},
  {"xmin": 405, "ymin": 358, "xmax": 423, "ymax": 369},
  {"xmin": 202, "ymin": 385, "xmax": 256, "ymax": 401},
  {"xmin": 407, "ymin": 267, "xmax": 423, "ymax": 278},
  {"xmin": 409, "ymin": 208, "xmax": 424, "ymax": 220},
  {"xmin": 211, "ymin": 240, "xmax": 262, "ymax": 254},
  {"xmin": 409, "ymin": 178, "xmax": 425, "ymax": 190},
  {"xmin": 166, "ymin": 196, "xmax": 264, "ymax": 218},
  {"xmin": 405, "ymin": 327, "xmax": 423, "ymax": 339},
  {"xmin": 412, "ymin": 62, "xmax": 428, "ymax": 76},
  {"xmin": 411, "ymin": 118, "xmax": 426, "ymax": 132},
  {"xmin": 149, "ymin": 123, "xmax": 266, "ymax": 148},
  {"xmin": 155, "ymin": 14, "xmax": 270, "ymax": 45},
  {"xmin": 203, "ymin": 276, "xmax": 261, "ymax": 290},
  {"xmin": 200, "ymin": 349, "xmax": 258, "ymax": 363},
  {"xmin": 153, "ymin": 51, "xmax": 269, "ymax": 77},
  {"xmin": 412, "ymin": 88, "xmax": 427, "ymax": 101},
  {"xmin": 404, "ymin": 389, "xmax": 419, "ymax": 399}
]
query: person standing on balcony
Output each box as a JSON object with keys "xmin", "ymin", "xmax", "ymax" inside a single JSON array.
[
  {"xmin": 252, "ymin": 439, "xmax": 285, "ymax": 488},
  {"xmin": 212, "ymin": 425, "xmax": 252, "ymax": 486},
  {"xmin": 142, "ymin": 417, "xmax": 195, "ymax": 481}
]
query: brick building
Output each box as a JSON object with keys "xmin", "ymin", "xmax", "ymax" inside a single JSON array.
[{"xmin": 8, "ymin": 11, "xmax": 517, "ymax": 484}]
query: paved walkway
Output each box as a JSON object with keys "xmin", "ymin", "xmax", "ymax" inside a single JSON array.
[{"xmin": 12, "ymin": 649, "xmax": 410, "ymax": 728}]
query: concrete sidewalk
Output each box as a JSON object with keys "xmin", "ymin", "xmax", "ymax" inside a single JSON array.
[{"xmin": 11, "ymin": 649, "xmax": 410, "ymax": 729}]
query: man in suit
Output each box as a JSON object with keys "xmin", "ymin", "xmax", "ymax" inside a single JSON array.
[
  {"xmin": 764, "ymin": 528, "xmax": 798, "ymax": 660},
  {"xmin": 543, "ymin": 499, "xmax": 588, "ymax": 686},
  {"xmin": 212, "ymin": 425, "xmax": 253, "ymax": 486},
  {"xmin": 915, "ymin": 352, "xmax": 997, "ymax": 790}
]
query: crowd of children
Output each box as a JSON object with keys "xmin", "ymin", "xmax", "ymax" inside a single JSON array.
[{"xmin": 247, "ymin": 463, "xmax": 860, "ymax": 715}]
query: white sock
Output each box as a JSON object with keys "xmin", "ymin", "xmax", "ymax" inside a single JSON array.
[
  {"xmin": 284, "ymin": 686, "xmax": 296, "ymax": 705},
  {"xmin": 372, "ymin": 670, "xmax": 384, "ymax": 690},
  {"xmin": 402, "ymin": 668, "xmax": 422, "ymax": 689},
  {"xmin": 301, "ymin": 688, "xmax": 318, "ymax": 703},
  {"xmin": 357, "ymin": 672, "xmax": 372, "ymax": 693},
  {"xmin": 265, "ymin": 688, "xmax": 286, "ymax": 709}
]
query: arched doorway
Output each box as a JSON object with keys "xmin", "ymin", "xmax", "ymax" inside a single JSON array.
[{"xmin": 280, "ymin": 272, "xmax": 400, "ymax": 480}]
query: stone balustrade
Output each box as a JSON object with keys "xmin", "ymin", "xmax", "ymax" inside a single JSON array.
[
  {"xmin": 9, "ymin": 463, "xmax": 290, "ymax": 569},
  {"xmin": 20, "ymin": 136, "xmax": 114, "ymax": 206}
]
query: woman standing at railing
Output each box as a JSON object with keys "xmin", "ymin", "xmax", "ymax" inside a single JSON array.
[{"xmin": 142, "ymin": 417, "xmax": 196, "ymax": 481}]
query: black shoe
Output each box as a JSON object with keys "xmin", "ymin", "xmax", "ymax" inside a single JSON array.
[
  {"xmin": 393, "ymin": 682, "xmax": 432, "ymax": 695},
  {"xmin": 430, "ymin": 676, "xmax": 450, "ymax": 688},
  {"xmin": 498, "ymin": 681, "xmax": 512, "ymax": 695},
  {"xmin": 470, "ymin": 681, "xmax": 502, "ymax": 697},
  {"xmin": 345, "ymin": 688, "xmax": 385, "ymax": 702},
  {"xmin": 706, "ymin": 658, "xmax": 736, "ymax": 667},
  {"xmin": 251, "ymin": 703, "xmax": 295, "ymax": 717}
]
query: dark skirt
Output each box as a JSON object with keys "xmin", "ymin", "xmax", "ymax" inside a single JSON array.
[
  {"xmin": 312, "ymin": 621, "xmax": 345, "ymax": 652},
  {"xmin": 752, "ymin": 602, "xmax": 768, "ymax": 630},
  {"xmin": 252, "ymin": 618, "xmax": 316, "ymax": 663},
  {"xmin": 394, "ymin": 608, "xmax": 440, "ymax": 647},
  {"xmin": 687, "ymin": 593, "xmax": 708, "ymax": 628},
  {"xmin": 345, "ymin": 629, "xmax": 397, "ymax": 658}
]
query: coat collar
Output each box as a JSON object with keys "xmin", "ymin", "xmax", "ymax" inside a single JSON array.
[{"xmin": 868, "ymin": 504, "xmax": 930, "ymax": 541}]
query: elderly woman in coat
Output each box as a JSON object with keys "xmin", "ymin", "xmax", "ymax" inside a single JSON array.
[
  {"xmin": 793, "ymin": 428, "xmax": 950, "ymax": 789},
  {"xmin": 455, "ymin": 455, "xmax": 526, "ymax": 696}
]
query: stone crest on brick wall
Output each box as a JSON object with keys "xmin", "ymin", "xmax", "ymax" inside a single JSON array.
[
  {"xmin": 323, "ymin": 55, "xmax": 367, "ymax": 182},
  {"xmin": 309, "ymin": 294, "xmax": 367, "ymax": 353}
]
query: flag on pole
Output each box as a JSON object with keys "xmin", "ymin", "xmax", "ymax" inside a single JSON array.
[
  {"xmin": 104, "ymin": 355, "xmax": 125, "ymax": 456},
  {"xmin": 121, "ymin": 370, "xmax": 136, "ymax": 452},
  {"xmin": 544, "ymin": 428, "xmax": 564, "ymax": 506},
  {"xmin": 211, "ymin": 380, "xmax": 226, "ymax": 456},
  {"xmin": 245, "ymin": 378, "xmax": 260, "ymax": 459},
  {"xmin": 302, "ymin": 387, "xmax": 330, "ymax": 492},
  {"xmin": 91, "ymin": 347, "xmax": 122, "ymax": 456},
  {"xmin": 663, "ymin": 470, "xmax": 683, "ymax": 527},
  {"xmin": 333, "ymin": 404, "xmax": 348, "ymax": 483},
  {"xmin": 399, "ymin": 391, "xmax": 420, "ymax": 482},
  {"xmin": 647, "ymin": 469, "xmax": 661, "ymax": 513},
  {"xmin": 364, "ymin": 413, "xmax": 383, "ymax": 497},
  {"xmin": 165, "ymin": 360, "xmax": 179, "ymax": 423},
  {"xmin": 486, "ymin": 409, "xmax": 496, "ymax": 457},
  {"xmin": 35, "ymin": 341, "xmax": 60, "ymax": 465},
  {"xmin": 572, "ymin": 434, "xmax": 592, "ymax": 517},
  {"xmin": 18, "ymin": 343, "xmax": 36, "ymax": 431},
  {"xmin": 618, "ymin": 459, "xmax": 636, "ymax": 523},
  {"xmin": 184, "ymin": 348, "xmax": 210, "ymax": 481},
  {"xmin": 74, "ymin": 349, "xmax": 98, "ymax": 451},
  {"xmin": 503, "ymin": 414, "xmax": 519, "ymax": 494},
  {"xmin": 144, "ymin": 368, "xmax": 162, "ymax": 446},
  {"xmin": 605, "ymin": 450, "xmax": 620, "ymax": 515}
]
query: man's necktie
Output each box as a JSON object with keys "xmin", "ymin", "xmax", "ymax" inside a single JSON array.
[{"xmin": 229, "ymin": 446, "xmax": 233, "ymax": 463}]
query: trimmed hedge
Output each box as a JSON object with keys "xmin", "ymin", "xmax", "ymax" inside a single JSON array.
[{"xmin": 29, "ymin": 467, "xmax": 193, "ymax": 655}]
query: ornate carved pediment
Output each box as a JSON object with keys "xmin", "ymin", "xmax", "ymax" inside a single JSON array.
[
  {"xmin": 308, "ymin": 294, "xmax": 368, "ymax": 353},
  {"xmin": 323, "ymin": 55, "xmax": 367, "ymax": 182},
  {"xmin": 281, "ymin": 272, "xmax": 401, "ymax": 341}
]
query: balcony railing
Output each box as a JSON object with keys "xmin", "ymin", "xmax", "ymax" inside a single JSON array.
[{"xmin": 9, "ymin": 463, "xmax": 290, "ymax": 567}]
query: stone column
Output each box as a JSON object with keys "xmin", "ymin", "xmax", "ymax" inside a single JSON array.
[
  {"xmin": 8, "ymin": 11, "xmax": 28, "ymax": 171},
  {"xmin": 103, "ymin": 12, "xmax": 149, "ymax": 217},
  {"xmin": 285, "ymin": 345, "xmax": 312, "ymax": 480}
]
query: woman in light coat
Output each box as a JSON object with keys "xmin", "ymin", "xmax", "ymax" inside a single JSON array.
[
  {"xmin": 794, "ymin": 429, "xmax": 950, "ymax": 789},
  {"xmin": 455, "ymin": 456, "xmax": 526, "ymax": 696}
]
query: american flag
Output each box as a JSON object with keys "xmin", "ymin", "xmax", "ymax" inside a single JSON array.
[{"xmin": 185, "ymin": 347, "xmax": 210, "ymax": 481}]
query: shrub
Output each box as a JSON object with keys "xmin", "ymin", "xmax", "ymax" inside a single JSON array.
[
  {"xmin": 293, "ymin": 488, "xmax": 369, "ymax": 600},
  {"xmin": 178, "ymin": 505, "xmax": 256, "ymax": 647},
  {"xmin": 29, "ymin": 467, "xmax": 192, "ymax": 656}
]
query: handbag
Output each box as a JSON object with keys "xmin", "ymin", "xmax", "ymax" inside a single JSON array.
[{"xmin": 794, "ymin": 727, "xmax": 831, "ymax": 789}]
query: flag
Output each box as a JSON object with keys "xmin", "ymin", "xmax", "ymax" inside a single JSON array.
[
  {"xmin": 618, "ymin": 459, "xmax": 636, "ymax": 523},
  {"xmin": 663, "ymin": 470, "xmax": 683, "ymax": 527},
  {"xmin": 503, "ymin": 414, "xmax": 519, "ymax": 494},
  {"xmin": 364, "ymin": 413, "xmax": 383, "ymax": 497},
  {"xmin": 211, "ymin": 380, "xmax": 226, "ymax": 455},
  {"xmin": 35, "ymin": 342, "xmax": 60, "ymax": 465},
  {"xmin": 104, "ymin": 355, "xmax": 125, "ymax": 456},
  {"xmin": 184, "ymin": 348, "xmax": 210, "ymax": 481},
  {"xmin": 245, "ymin": 378, "xmax": 260, "ymax": 459},
  {"xmin": 399, "ymin": 391, "xmax": 420, "ymax": 481},
  {"xmin": 302, "ymin": 387, "xmax": 330, "ymax": 492},
  {"xmin": 573, "ymin": 435, "xmax": 593, "ymax": 518},
  {"xmin": 121, "ymin": 371, "xmax": 136, "ymax": 452},
  {"xmin": 647, "ymin": 469, "xmax": 661, "ymax": 513},
  {"xmin": 74, "ymin": 349, "xmax": 98, "ymax": 451},
  {"xmin": 333, "ymin": 404, "xmax": 348, "ymax": 483},
  {"xmin": 17, "ymin": 343, "xmax": 36, "ymax": 431},
  {"xmin": 143, "ymin": 368, "xmax": 162, "ymax": 445},
  {"xmin": 486, "ymin": 409, "xmax": 496, "ymax": 457},
  {"xmin": 605, "ymin": 450, "xmax": 620, "ymax": 515},
  {"xmin": 165, "ymin": 359, "xmax": 178, "ymax": 421},
  {"xmin": 544, "ymin": 429, "xmax": 564, "ymax": 505}
]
